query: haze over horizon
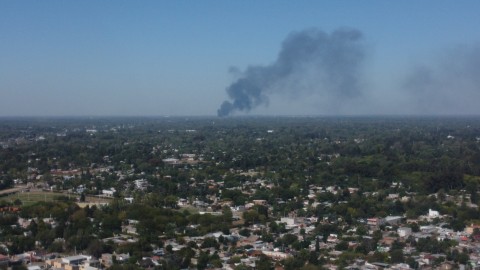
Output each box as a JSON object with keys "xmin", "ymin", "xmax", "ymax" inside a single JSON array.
[{"xmin": 2, "ymin": 1, "xmax": 480, "ymax": 117}]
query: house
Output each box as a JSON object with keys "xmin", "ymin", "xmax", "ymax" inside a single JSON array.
[
  {"xmin": 428, "ymin": 209, "xmax": 440, "ymax": 218},
  {"xmin": 439, "ymin": 262, "xmax": 455, "ymax": 270},
  {"xmin": 100, "ymin": 253, "xmax": 116, "ymax": 268},
  {"xmin": 380, "ymin": 237, "xmax": 396, "ymax": 246},
  {"xmin": 327, "ymin": 234, "xmax": 339, "ymax": 243},
  {"xmin": 177, "ymin": 198, "xmax": 189, "ymax": 207},
  {"xmin": 262, "ymin": 251, "xmax": 292, "ymax": 260},
  {"xmin": 47, "ymin": 255, "xmax": 91, "ymax": 270},
  {"xmin": 138, "ymin": 258, "xmax": 156, "ymax": 268},
  {"xmin": 389, "ymin": 263, "xmax": 412, "ymax": 270},
  {"xmin": 398, "ymin": 227, "xmax": 412, "ymax": 238},
  {"xmin": 124, "ymin": 197, "xmax": 134, "ymax": 203},
  {"xmin": 371, "ymin": 262, "xmax": 390, "ymax": 269},
  {"xmin": 465, "ymin": 223, "xmax": 480, "ymax": 235},
  {"xmin": 367, "ymin": 218, "xmax": 385, "ymax": 228},
  {"xmin": 420, "ymin": 225, "xmax": 437, "ymax": 234},
  {"xmin": 280, "ymin": 218, "xmax": 295, "ymax": 226},
  {"xmin": 387, "ymin": 193, "xmax": 400, "ymax": 200},
  {"xmin": 102, "ymin": 188, "xmax": 116, "ymax": 197},
  {"xmin": 134, "ymin": 179, "xmax": 148, "ymax": 190},
  {"xmin": 122, "ymin": 220, "xmax": 139, "ymax": 235},
  {"xmin": 162, "ymin": 158, "xmax": 179, "ymax": 165},
  {"xmin": 80, "ymin": 258, "xmax": 101, "ymax": 270},
  {"xmin": 385, "ymin": 216, "xmax": 403, "ymax": 225},
  {"xmin": 62, "ymin": 255, "xmax": 90, "ymax": 265},
  {"xmin": 181, "ymin": 153, "xmax": 196, "ymax": 160},
  {"xmin": 253, "ymin": 200, "xmax": 267, "ymax": 206}
]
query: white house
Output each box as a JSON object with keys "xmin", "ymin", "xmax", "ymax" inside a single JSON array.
[
  {"xmin": 102, "ymin": 188, "xmax": 116, "ymax": 197},
  {"xmin": 385, "ymin": 216, "xmax": 403, "ymax": 225},
  {"xmin": 397, "ymin": 227, "xmax": 412, "ymax": 238},
  {"xmin": 262, "ymin": 250, "xmax": 292, "ymax": 259},
  {"xmin": 428, "ymin": 209, "xmax": 440, "ymax": 218},
  {"xmin": 280, "ymin": 217, "xmax": 295, "ymax": 226}
]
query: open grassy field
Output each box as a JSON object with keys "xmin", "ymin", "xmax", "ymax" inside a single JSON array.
[
  {"xmin": 1, "ymin": 191, "xmax": 72, "ymax": 206},
  {"xmin": 1, "ymin": 190, "xmax": 112, "ymax": 206}
]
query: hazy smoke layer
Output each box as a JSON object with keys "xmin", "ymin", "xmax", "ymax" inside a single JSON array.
[
  {"xmin": 217, "ymin": 28, "xmax": 365, "ymax": 117},
  {"xmin": 402, "ymin": 45, "xmax": 480, "ymax": 115}
]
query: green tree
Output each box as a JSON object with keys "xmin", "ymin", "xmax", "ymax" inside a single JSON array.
[
  {"xmin": 256, "ymin": 255, "xmax": 273, "ymax": 270},
  {"xmin": 390, "ymin": 249, "xmax": 404, "ymax": 263},
  {"xmin": 197, "ymin": 251, "xmax": 209, "ymax": 270}
]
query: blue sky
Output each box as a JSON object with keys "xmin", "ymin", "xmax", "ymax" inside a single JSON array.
[{"xmin": 1, "ymin": 1, "xmax": 480, "ymax": 116}]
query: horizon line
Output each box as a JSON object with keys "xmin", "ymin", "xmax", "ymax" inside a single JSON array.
[{"xmin": 2, "ymin": 114, "xmax": 480, "ymax": 119}]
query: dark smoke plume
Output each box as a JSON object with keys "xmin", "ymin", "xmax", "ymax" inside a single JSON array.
[{"xmin": 217, "ymin": 28, "xmax": 366, "ymax": 117}]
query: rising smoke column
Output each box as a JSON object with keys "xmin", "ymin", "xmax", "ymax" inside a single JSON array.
[{"xmin": 217, "ymin": 28, "xmax": 366, "ymax": 117}]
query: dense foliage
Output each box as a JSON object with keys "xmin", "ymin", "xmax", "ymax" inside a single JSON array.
[{"xmin": 1, "ymin": 116, "xmax": 480, "ymax": 268}]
